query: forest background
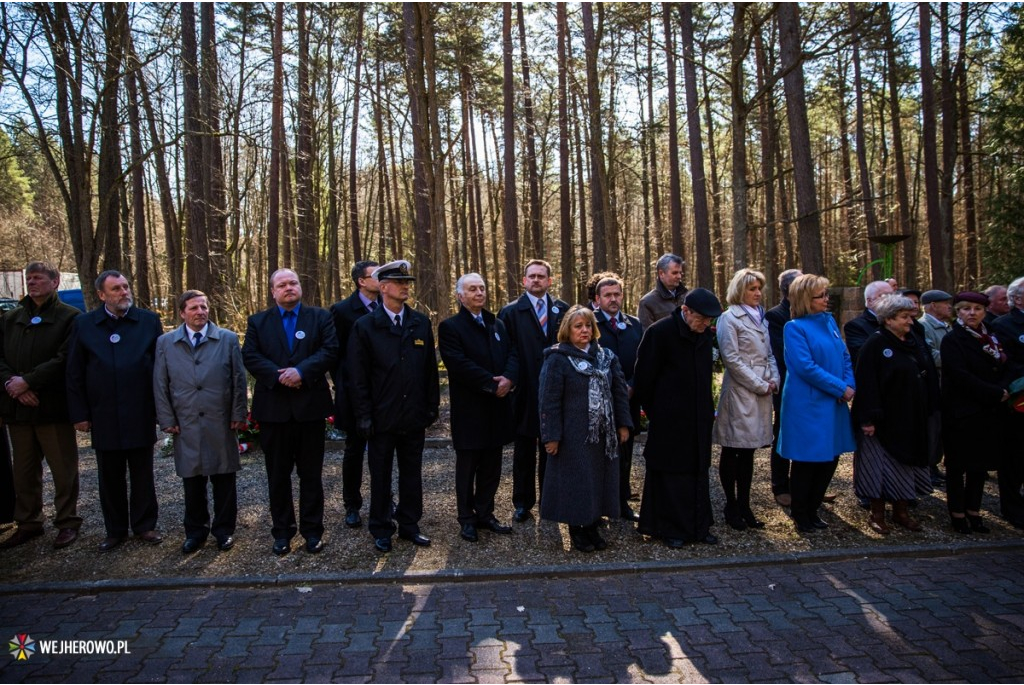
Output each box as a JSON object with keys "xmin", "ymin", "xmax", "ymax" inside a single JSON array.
[{"xmin": 1, "ymin": 2, "xmax": 1023, "ymax": 326}]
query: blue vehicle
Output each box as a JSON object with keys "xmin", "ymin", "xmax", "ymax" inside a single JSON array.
[{"xmin": 58, "ymin": 288, "xmax": 86, "ymax": 312}]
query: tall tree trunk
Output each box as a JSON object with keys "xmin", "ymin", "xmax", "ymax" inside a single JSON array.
[
  {"xmin": 836, "ymin": 56, "xmax": 858, "ymax": 263},
  {"xmin": 582, "ymin": 3, "xmax": 609, "ymax": 270},
  {"xmin": 200, "ymin": 3, "xmax": 228, "ymax": 313},
  {"xmin": 850, "ymin": 4, "xmax": 881, "ymax": 279},
  {"xmin": 501, "ymin": 3, "xmax": 521, "ymax": 297},
  {"xmin": 181, "ymin": 2, "xmax": 208, "ymax": 293},
  {"xmin": 729, "ymin": 3, "xmax": 750, "ymax": 273},
  {"xmin": 754, "ymin": 26, "xmax": 778, "ymax": 300},
  {"xmin": 919, "ymin": 3, "xmax": 950, "ymax": 290},
  {"xmin": 422, "ymin": 6, "xmax": 450, "ymax": 310},
  {"xmin": 939, "ymin": 4, "xmax": 958, "ymax": 286},
  {"xmin": 702, "ymin": 57, "xmax": 726, "ymax": 297},
  {"xmin": 567, "ymin": 27, "xmax": 589, "ymax": 284},
  {"xmin": 517, "ymin": 2, "xmax": 543, "ymax": 259},
  {"xmin": 97, "ymin": 3, "xmax": 127, "ymax": 273},
  {"xmin": 883, "ymin": 3, "xmax": 915, "ymax": 286},
  {"xmin": 125, "ymin": 37, "xmax": 150, "ymax": 308},
  {"xmin": 778, "ymin": 2, "xmax": 824, "ymax": 276},
  {"xmin": 347, "ymin": 4, "xmax": 365, "ymax": 264},
  {"xmin": 958, "ymin": 2, "xmax": 977, "ymax": 285},
  {"xmin": 662, "ymin": 3, "xmax": 683, "ymax": 257},
  {"xmin": 295, "ymin": 4, "xmax": 318, "ymax": 302},
  {"xmin": 646, "ymin": 4, "xmax": 664, "ymax": 273},
  {"xmin": 557, "ymin": 4, "xmax": 574, "ymax": 301},
  {"xmin": 268, "ymin": 3, "xmax": 284, "ymax": 289},
  {"xmin": 679, "ymin": 4, "xmax": 713, "ymax": 288},
  {"xmin": 323, "ymin": 8, "xmax": 340, "ymax": 299}
]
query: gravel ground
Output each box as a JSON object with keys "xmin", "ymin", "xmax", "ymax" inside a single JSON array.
[{"xmin": 0, "ymin": 429, "xmax": 1019, "ymax": 585}]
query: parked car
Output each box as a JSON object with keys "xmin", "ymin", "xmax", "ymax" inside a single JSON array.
[{"xmin": 0, "ymin": 298, "xmax": 18, "ymax": 312}]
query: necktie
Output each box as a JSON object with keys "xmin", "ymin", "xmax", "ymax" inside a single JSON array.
[
  {"xmin": 192, "ymin": 331, "xmax": 202, "ymax": 347},
  {"xmin": 536, "ymin": 298, "xmax": 547, "ymax": 334},
  {"xmin": 394, "ymin": 314, "xmax": 401, "ymax": 328},
  {"xmin": 475, "ymin": 314, "xmax": 485, "ymax": 328},
  {"xmin": 368, "ymin": 300, "xmax": 377, "ymax": 312},
  {"xmin": 283, "ymin": 310, "xmax": 296, "ymax": 351}
]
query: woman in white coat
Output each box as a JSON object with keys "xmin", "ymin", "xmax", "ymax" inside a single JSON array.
[{"xmin": 713, "ymin": 268, "xmax": 780, "ymax": 530}]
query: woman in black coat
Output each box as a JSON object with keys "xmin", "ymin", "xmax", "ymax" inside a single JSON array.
[
  {"xmin": 538, "ymin": 306, "xmax": 631, "ymax": 553},
  {"xmin": 940, "ymin": 291, "xmax": 1011, "ymax": 534},
  {"xmin": 852, "ymin": 295, "xmax": 933, "ymax": 535}
]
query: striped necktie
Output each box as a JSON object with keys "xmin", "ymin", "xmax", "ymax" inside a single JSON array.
[{"xmin": 536, "ymin": 298, "xmax": 547, "ymax": 335}]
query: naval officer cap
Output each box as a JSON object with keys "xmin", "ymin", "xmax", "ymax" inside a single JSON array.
[
  {"xmin": 373, "ymin": 260, "xmax": 416, "ymax": 282},
  {"xmin": 683, "ymin": 288, "xmax": 723, "ymax": 318}
]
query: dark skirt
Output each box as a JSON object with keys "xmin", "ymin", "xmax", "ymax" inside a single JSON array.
[
  {"xmin": 637, "ymin": 466, "xmax": 712, "ymax": 542},
  {"xmin": 854, "ymin": 435, "xmax": 933, "ymax": 500}
]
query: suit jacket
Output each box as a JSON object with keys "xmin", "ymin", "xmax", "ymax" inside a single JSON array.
[
  {"xmin": 66, "ymin": 305, "xmax": 163, "ymax": 450},
  {"xmin": 594, "ymin": 308, "xmax": 642, "ymax": 430},
  {"xmin": 154, "ymin": 322, "xmax": 247, "ymax": 478},
  {"xmin": 242, "ymin": 304, "xmax": 338, "ymax": 423},
  {"xmin": 330, "ymin": 291, "xmax": 375, "ymax": 429},
  {"xmin": 843, "ymin": 309, "xmax": 879, "ymax": 366},
  {"xmin": 438, "ymin": 307, "xmax": 518, "ymax": 450},
  {"xmin": 348, "ymin": 304, "xmax": 439, "ymax": 435},
  {"xmin": 499, "ymin": 293, "xmax": 569, "ymax": 437},
  {"xmin": 992, "ymin": 308, "xmax": 1024, "ymax": 379}
]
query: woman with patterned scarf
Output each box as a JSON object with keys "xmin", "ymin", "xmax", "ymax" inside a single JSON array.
[
  {"xmin": 940, "ymin": 291, "xmax": 1012, "ymax": 534},
  {"xmin": 538, "ymin": 305, "xmax": 631, "ymax": 553}
]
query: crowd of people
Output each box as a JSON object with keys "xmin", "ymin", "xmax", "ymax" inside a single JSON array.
[{"xmin": 0, "ymin": 256, "xmax": 1021, "ymax": 557}]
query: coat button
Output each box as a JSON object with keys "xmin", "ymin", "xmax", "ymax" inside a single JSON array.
[
  {"xmin": 199, "ymin": 412, "xmax": 205, "ymax": 417},
  {"xmin": 195, "ymin": 360, "xmax": 200, "ymax": 365}
]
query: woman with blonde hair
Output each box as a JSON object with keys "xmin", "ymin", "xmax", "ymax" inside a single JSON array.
[
  {"xmin": 538, "ymin": 305, "xmax": 632, "ymax": 552},
  {"xmin": 777, "ymin": 275, "xmax": 856, "ymax": 533},
  {"xmin": 713, "ymin": 268, "xmax": 779, "ymax": 530}
]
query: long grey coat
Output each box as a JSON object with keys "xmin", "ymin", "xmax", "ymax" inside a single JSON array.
[
  {"xmin": 538, "ymin": 343, "xmax": 632, "ymax": 526},
  {"xmin": 712, "ymin": 305, "xmax": 780, "ymax": 449},
  {"xmin": 154, "ymin": 322, "xmax": 248, "ymax": 478}
]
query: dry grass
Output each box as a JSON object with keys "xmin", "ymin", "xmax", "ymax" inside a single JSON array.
[{"xmin": 0, "ymin": 430, "xmax": 1019, "ymax": 586}]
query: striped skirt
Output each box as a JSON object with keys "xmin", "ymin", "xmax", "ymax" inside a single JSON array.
[{"xmin": 854, "ymin": 435, "xmax": 933, "ymax": 501}]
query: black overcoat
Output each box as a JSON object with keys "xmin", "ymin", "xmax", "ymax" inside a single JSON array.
[
  {"xmin": 992, "ymin": 308, "xmax": 1024, "ymax": 380},
  {"xmin": 852, "ymin": 329, "xmax": 931, "ymax": 467},
  {"xmin": 242, "ymin": 304, "xmax": 338, "ymax": 423},
  {"xmin": 330, "ymin": 291, "xmax": 374, "ymax": 429},
  {"xmin": 633, "ymin": 309, "xmax": 715, "ymax": 473},
  {"xmin": 438, "ymin": 307, "xmax": 518, "ymax": 450},
  {"xmin": 348, "ymin": 305, "xmax": 440, "ymax": 435},
  {"xmin": 843, "ymin": 309, "xmax": 880, "ymax": 366},
  {"xmin": 766, "ymin": 299, "xmax": 791, "ymax": 384},
  {"xmin": 940, "ymin": 323, "xmax": 1010, "ymax": 469},
  {"xmin": 498, "ymin": 293, "xmax": 568, "ymax": 437},
  {"xmin": 66, "ymin": 305, "xmax": 163, "ymax": 450}
]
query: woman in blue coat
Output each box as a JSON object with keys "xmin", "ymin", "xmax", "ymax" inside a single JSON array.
[{"xmin": 777, "ymin": 274, "xmax": 856, "ymax": 533}]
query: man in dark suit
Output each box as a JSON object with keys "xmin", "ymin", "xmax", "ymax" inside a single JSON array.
[
  {"xmin": 984, "ymin": 285, "xmax": 1010, "ymax": 328},
  {"xmin": 591, "ymin": 274, "xmax": 643, "ymax": 521},
  {"xmin": 992, "ymin": 276, "xmax": 1024, "ymax": 528},
  {"xmin": 843, "ymin": 279, "xmax": 894, "ymax": 365},
  {"xmin": 348, "ymin": 260, "xmax": 440, "ymax": 553},
  {"xmin": 499, "ymin": 259, "xmax": 569, "ymax": 523},
  {"xmin": 438, "ymin": 273, "xmax": 518, "ymax": 542},
  {"xmin": 243, "ymin": 268, "xmax": 338, "ymax": 556},
  {"xmin": 766, "ymin": 268, "xmax": 801, "ymax": 507},
  {"xmin": 330, "ymin": 260, "xmax": 378, "ymax": 528},
  {"xmin": 66, "ymin": 270, "xmax": 164, "ymax": 552}
]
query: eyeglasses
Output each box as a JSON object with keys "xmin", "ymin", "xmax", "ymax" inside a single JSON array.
[{"xmin": 812, "ymin": 293, "xmax": 830, "ymax": 300}]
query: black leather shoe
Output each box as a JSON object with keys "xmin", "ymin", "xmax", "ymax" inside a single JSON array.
[
  {"xmin": 811, "ymin": 516, "xmax": 829, "ymax": 529},
  {"xmin": 512, "ymin": 507, "xmax": 531, "ymax": 523},
  {"xmin": 181, "ymin": 537, "xmax": 204, "ymax": 554},
  {"xmin": 374, "ymin": 537, "xmax": 392, "ymax": 553},
  {"xmin": 272, "ymin": 538, "xmax": 290, "ymax": 556},
  {"xmin": 460, "ymin": 523, "xmax": 478, "ymax": 542},
  {"xmin": 664, "ymin": 537, "xmax": 686, "ymax": 549},
  {"xmin": 795, "ymin": 520, "xmax": 817, "ymax": 533},
  {"xmin": 699, "ymin": 533, "xmax": 719, "ymax": 545},
  {"xmin": 398, "ymin": 531, "xmax": 431, "ymax": 547},
  {"xmin": 138, "ymin": 530, "xmax": 163, "ymax": 545},
  {"xmin": 305, "ymin": 537, "xmax": 325, "ymax": 553},
  {"xmin": 620, "ymin": 505, "xmax": 640, "ymax": 522},
  {"xmin": 478, "ymin": 518, "xmax": 513, "ymax": 534},
  {"xmin": 98, "ymin": 536, "xmax": 127, "ymax": 552},
  {"xmin": 345, "ymin": 509, "xmax": 362, "ymax": 528},
  {"xmin": 0, "ymin": 527, "xmax": 43, "ymax": 549},
  {"xmin": 216, "ymin": 536, "xmax": 235, "ymax": 551},
  {"xmin": 569, "ymin": 526, "xmax": 595, "ymax": 553}
]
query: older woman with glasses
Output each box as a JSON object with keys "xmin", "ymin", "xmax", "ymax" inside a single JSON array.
[
  {"xmin": 776, "ymin": 275, "xmax": 856, "ymax": 533},
  {"xmin": 852, "ymin": 295, "xmax": 934, "ymax": 534},
  {"xmin": 941, "ymin": 291, "xmax": 1011, "ymax": 534}
]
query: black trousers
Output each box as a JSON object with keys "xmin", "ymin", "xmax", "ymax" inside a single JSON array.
[
  {"xmin": 770, "ymin": 394, "xmax": 791, "ymax": 495},
  {"xmin": 512, "ymin": 435, "xmax": 546, "ymax": 511},
  {"xmin": 0, "ymin": 426, "xmax": 13, "ymax": 524},
  {"xmin": 367, "ymin": 430, "xmax": 425, "ymax": 539},
  {"xmin": 182, "ymin": 472, "xmax": 237, "ymax": 540},
  {"xmin": 342, "ymin": 434, "xmax": 368, "ymax": 511},
  {"xmin": 719, "ymin": 446, "xmax": 756, "ymax": 508},
  {"xmin": 947, "ymin": 464, "xmax": 987, "ymax": 515},
  {"xmin": 261, "ymin": 421, "xmax": 325, "ymax": 541},
  {"xmin": 617, "ymin": 434, "xmax": 635, "ymax": 508},
  {"xmin": 455, "ymin": 447, "xmax": 502, "ymax": 525},
  {"xmin": 95, "ymin": 446, "xmax": 159, "ymax": 538},
  {"xmin": 789, "ymin": 457, "xmax": 838, "ymax": 525}
]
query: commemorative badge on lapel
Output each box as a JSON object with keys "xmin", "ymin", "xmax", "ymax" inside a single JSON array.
[
  {"xmin": 30, "ymin": 316, "xmax": 42, "ymax": 325},
  {"xmin": 109, "ymin": 333, "xmax": 121, "ymax": 344},
  {"xmin": 414, "ymin": 339, "xmax": 425, "ymax": 346},
  {"xmin": 295, "ymin": 330, "xmax": 306, "ymax": 340}
]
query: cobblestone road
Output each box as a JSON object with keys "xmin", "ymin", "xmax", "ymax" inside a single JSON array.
[{"xmin": 2, "ymin": 549, "xmax": 1023, "ymax": 683}]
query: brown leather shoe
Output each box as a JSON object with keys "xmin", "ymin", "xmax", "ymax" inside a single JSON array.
[
  {"xmin": 822, "ymin": 492, "xmax": 838, "ymax": 503},
  {"xmin": 54, "ymin": 528, "xmax": 79, "ymax": 549},
  {"xmin": 774, "ymin": 493, "xmax": 792, "ymax": 508},
  {"xmin": 138, "ymin": 530, "xmax": 163, "ymax": 545},
  {"xmin": 98, "ymin": 536, "xmax": 126, "ymax": 552},
  {"xmin": 0, "ymin": 527, "xmax": 44, "ymax": 549}
]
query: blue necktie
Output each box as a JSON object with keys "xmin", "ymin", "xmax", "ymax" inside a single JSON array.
[
  {"xmin": 475, "ymin": 314, "xmax": 485, "ymax": 328},
  {"xmin": 283, "ymin": 310, "xmax": 296, "ymax": 351}
]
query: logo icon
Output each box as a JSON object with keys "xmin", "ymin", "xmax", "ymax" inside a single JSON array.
[{"xmin": 9, "ymin": 634, "xmax": 34, "ymax": 661}]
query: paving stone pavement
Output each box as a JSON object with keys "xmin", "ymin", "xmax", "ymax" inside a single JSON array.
[{"xmin": 2, "ymin": 549, "xmax": 1023, "ymax": 683}]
